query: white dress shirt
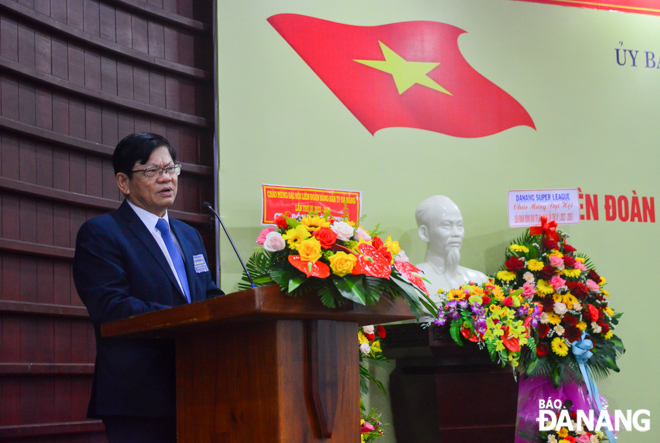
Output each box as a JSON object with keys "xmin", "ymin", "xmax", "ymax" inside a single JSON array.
[{"xmin": 127, "ymin": 200, "xmax": 187, "ymax": 296}]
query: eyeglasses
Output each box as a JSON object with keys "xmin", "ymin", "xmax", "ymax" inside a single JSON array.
[{"xmin": 132, "ymin": 164, "xmax": 182, "ymax": 179}]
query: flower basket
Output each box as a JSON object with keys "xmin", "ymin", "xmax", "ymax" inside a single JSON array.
[
  {"xmin": 240, "ymin": 212, "xmax": 436, "ymax": 317},
  {"xmin": 493, "ymin": 218, "xmax": 624, "ymax": 388},
  {"xmin": 493, "ymin": 217, "xmax": 625, "ymax": 443}
]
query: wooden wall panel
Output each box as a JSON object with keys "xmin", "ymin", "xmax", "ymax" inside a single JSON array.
[{"xmin": 0, "ymin": 0, "xmax": 216, "ymax": 440}]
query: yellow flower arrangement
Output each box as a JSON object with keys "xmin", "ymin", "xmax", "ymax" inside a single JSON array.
[
  {"xmin": 447, "ymin": 288, "xmax": 466, "ymax": 301},
  {"xmin": 300, "ymin": 214, "xmax": 330, "ymax": 232},
  {"xmin": 508, "ymin": 353, "xmax": 520, "ymax": 367},
  {"xmin": 546, "ymin": 312, "xmax": 561, "ymax": 325},
  {"xmin": 564, "ymin": 292, "xmax": 578, "ymax": 306},
  {"xmin": 496, "ymin": 270, "xmax": 516, "ymax": 281},
  {"xmin": 537, "ymin": 279, "xmax": 554, "ymax": 294},
  {"xmin": 551, "ymin": 337, "xmax": 569, "ymax": 356},
  {"xmin": 562, "ymin": 268, "xmax": 581, "ymax": 278},
  {"xmin": 327, "ymin": 251, "xmax": 357, "ymax": 277},
  {"xmin": 297, "ymin": 237, "xmax": 322, "ymax": 262},
  {"xmin": 510, "ymin": 244, "xmax": 529, "ymax": 253},
  {"xmin": 527, "ymin": 259, "xmax": 544, "ymax": 271},
  {"xmin": 282, "ymin": 224, "xmax": 311, "ymax": 249},
  {"xmin": 383, "ymin": 236, "xmax": 401, "ymax": 255}
]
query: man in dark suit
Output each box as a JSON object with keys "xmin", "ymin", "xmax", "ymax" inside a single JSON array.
[{"xmin": 73, "ymin": 133, "xmax": 223, "ymax": 443}]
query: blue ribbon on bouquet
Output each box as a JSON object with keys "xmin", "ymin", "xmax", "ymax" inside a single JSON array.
[{"xmin": 572, "ymin": 333, "xmax": 616, "ymax": 442}]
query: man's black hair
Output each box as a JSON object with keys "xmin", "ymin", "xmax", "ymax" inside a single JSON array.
[{"xmin": 113, "ymin": 133, "xmax": 177, "ymax": 178}]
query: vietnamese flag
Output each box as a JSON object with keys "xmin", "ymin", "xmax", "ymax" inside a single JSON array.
[{"xmin": 268, "ymin": 14, "xmax": 535, "ymax": 138}]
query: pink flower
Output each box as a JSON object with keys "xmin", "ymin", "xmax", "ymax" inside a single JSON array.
[
  {"xmin": 522, "ymin": 282, "xmax": 536, "ymax": 298},
  {"xmin": 263, "ymin": 232, "xmax": 286, "ymax": 252},
  {"xmin": 257, "ymin": 226, "xmax": 276, "ymax": 244},
  {"xmin": 586, "ymin": 279, "xmax": 600, "ymax": 293},
  {"xmin": 353, "ymin": 227, "xmax": 372, "ymax": 242},
  {"xmin": 577, "ymin": 435, "xmax": 590, "ymax": 443},
  {"xmin": 574, "ymin": 261, "xmax": 587, "ymax": 271},
  {"xmin": 549, "ymin": 255, "xmax": 565, "ymax": 270},
  {"xmin": 549, "ymin": 275, "xmax": 566, "ymax": 291},
  {"xmin": 359, "ymin": 343, "xmax": 371, "ymax": 354},
  {"xmin": 394, "ymin": 250, "xmax": 410, "ymax": 263},
  {"xmin": 361, "ymin": 421, "xmax": 375, "ymax": 433}
]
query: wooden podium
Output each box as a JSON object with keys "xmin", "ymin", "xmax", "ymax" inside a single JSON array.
[{"xmin": 102, "ymin": 285, "xmax": 415, "ymax": 442}]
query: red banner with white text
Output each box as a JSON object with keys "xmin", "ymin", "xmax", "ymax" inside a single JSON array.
[{"xmin": 261, "ymin": 184, "xmax": 361, "ymax": 224}]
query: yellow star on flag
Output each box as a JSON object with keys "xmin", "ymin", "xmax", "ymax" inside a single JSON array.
[{"xmin": 355, "ymin": 41, "xmax": 451, "ymax": 95}]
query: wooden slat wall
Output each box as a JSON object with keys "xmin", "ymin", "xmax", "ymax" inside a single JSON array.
[{"xmin": 0, "ymin": 0, "xmax": 216, "ymax": 441}]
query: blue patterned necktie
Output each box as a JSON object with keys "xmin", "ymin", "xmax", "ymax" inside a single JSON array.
[{"xmin": 156, "ymin": 218, "xmax": 191, "ymax": 303}]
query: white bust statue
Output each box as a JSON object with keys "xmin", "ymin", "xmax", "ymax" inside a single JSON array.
[{"xmin": 415, "ymin": 195, "xmax": 488, "ymax": 304}]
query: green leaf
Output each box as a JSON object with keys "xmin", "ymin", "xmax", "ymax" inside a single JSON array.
[
  {"xmin": 552, "ymin": 367, "xmax": 561, "ymax": 389},
  {"xmin": 238, "ymin": 249, "xmax": 274, "ymax": 290},
  {"xmin": 360, "ymin": 363, "xmax": 387, "ymax": 396},
  {"xmin": 526, "ymin": 357, "xmax": 539, "ymax": 374},
  {"xmin": 253, "ymin": 276, "xmax": 273, "ymax": 285},
  {"xmin": 288, "ymin": 275, "xmax": 305, "ymax": 293},
  {"xmin": 269, "ymin": 268, "xmax": 304, "ymax": 293},
  {"xmin": 363, "ymin": 275, "xmax": 388, "ymax": 304},
  {"xmin": 332, "ymin": 275, "xmax": 366, "ymax": 305},
  {"xmin": 526, "ymin": 337, "xmax": 537, "ymax": 355},
  {"xmin": 389, "ymin": 275, "xmax": 428, "ymax": 318},
  {"xmin": 609, "ymin": 336, "xmax": 625, "ymax": 352},
  {"xmin": 498, "ymin": 350, "xmax": 508, "ymax": 367},
  {"xmin": 311, "ymin": 279, "xmax": 343, "ymax": 308},
  {"xmin": 486, "ymin": 340, "xmax": 497, "ymax": 360},
  {"xmin": 449, "ymin": 321, "xmax": 463, "ymax": 346}
]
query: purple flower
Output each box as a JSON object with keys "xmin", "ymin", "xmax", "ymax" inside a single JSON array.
[
  {"xmin": 434, "ymin": 314, "xmax": 447, "ymax": 326},
  {"xmin": 458, "ymin": 300, "xmax": 468, "ymax": 310},
  {"xmin": 470, "ymin": 303, "xmax": 482, "ymax": 314},
  {"xmin": 474, "ymin": 317, "xmax": 487, "ymax": 334}
]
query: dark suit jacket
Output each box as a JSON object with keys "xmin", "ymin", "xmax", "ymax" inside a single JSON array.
[{"xmin": 73, "ymin": 200, "xmax": 223, "ymax": 418}]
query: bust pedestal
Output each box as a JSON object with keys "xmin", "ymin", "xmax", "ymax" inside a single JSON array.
[{"xmin": 383, "ymin": 323, "xmax": 519, "ymax": 443}]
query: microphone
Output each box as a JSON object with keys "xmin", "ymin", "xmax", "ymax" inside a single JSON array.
[{"xmin": 202, "ymin": 202, "xmax": 255, "ymax": 288}]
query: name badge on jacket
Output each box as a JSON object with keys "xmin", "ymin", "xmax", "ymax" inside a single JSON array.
[{"xmin": 193, "ymin": 254, "xmax": 209, "ymax": 273}]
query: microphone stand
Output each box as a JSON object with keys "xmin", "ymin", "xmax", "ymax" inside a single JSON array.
[{"xmin": 202, "ymin": 202, "xmax": 255, "ymax": 288}]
